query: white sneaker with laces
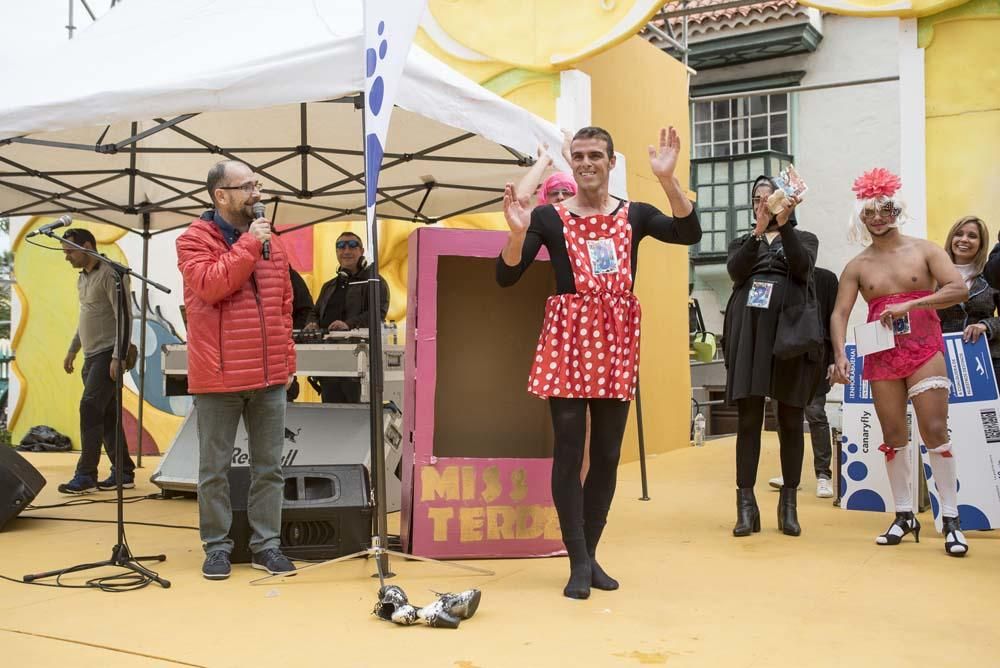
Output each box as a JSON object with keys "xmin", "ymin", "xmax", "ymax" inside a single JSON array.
[{"xmin": 816, "ymin": 477, "xmax": 834, "ymax": 498}]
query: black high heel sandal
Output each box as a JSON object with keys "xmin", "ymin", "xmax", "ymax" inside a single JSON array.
[
  {"xmin": 942, "ymin": 516, "xmax": 968, "ymax": 557},
  {"xmin": 875, "ymin": 511, "xmax": 920, "ymax": 546}
]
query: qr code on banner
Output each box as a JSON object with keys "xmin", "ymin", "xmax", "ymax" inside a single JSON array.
[{"xmin": 979, "ymin": 409, "xmax": 1000, "ymax": 444}]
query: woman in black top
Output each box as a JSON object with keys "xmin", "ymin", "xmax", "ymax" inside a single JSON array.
[
  {"xmin": 938, "ymin": 215, "xmax": 1000, "ymax": 380},
  {"xmin": 723, "ymin": 175, "xmax": 820, "ymax": 537},
  {"xmin": 498, "ymin": 126, "xmax": 700, "ymax": 599}
]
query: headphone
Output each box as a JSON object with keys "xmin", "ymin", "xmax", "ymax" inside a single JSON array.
[{"xmin": 337, "ymin": 256, "xmax": 367, "ymax": 285}]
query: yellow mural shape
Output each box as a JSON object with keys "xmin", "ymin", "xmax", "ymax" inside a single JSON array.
[
  {"xmin": 425, "ymin": 0, "xmax": 665, "ymax": 70},
  {"xmin": 11, "ymin": 219, "xmax": 127, "ymax": 444}
]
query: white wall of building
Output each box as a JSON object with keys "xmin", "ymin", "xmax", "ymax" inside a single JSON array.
[{"xmin": 690, "ymin": 16, "xmax": 902, "ymax": 342}]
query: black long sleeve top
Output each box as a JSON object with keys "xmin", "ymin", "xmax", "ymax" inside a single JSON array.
[
  {"xmin": 495, "ymin": 200, "xmax": 701, "ymax": 291},
  {"xmin": 726, "ymin": 224, "xmax": 818, "ymax": 288}
]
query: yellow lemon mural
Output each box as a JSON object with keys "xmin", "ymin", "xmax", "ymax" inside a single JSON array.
[{"xmin": 424, "ymin": 0, "xmax": 665, "ymax": 71}]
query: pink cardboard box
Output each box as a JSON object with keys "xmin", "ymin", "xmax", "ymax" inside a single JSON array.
[{"xmin": 400, "ymin": 227, "xmax": 566, "ymax": 558}]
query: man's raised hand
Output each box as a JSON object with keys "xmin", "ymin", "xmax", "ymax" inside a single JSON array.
[
  {"xmin": 648, "ymin": 126, "xmax": 681, "ymax": 180},
  {"xmin": 503, "ymin": 183, "xmax": 530, "ymax": 235}
]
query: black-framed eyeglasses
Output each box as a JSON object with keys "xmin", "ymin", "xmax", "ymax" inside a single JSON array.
[
  {"xmin": 217, "ymin": 180, "xmax": 264, "ymax": 193},
  {"xmin": 336, "ymin": 239, "xmax": 362, "ymax": 250}
]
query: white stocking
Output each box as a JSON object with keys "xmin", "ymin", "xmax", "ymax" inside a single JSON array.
[{"xmin": 927, "ymin": 442, "xmax": 958, "ymax": 518}]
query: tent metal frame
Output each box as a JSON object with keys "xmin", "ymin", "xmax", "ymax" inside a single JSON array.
[{"xmin": 0, "ymin": 95, "xmax": 532, "ymax": 466}]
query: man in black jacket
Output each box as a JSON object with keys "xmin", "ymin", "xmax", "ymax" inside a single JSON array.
[{"xmin": 312, "ymin": 232, "xmax": 389, "ymax": 402}]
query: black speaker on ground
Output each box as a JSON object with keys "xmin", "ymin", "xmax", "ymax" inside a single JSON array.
[
  {"xmin": 0, "ymin": 447, "xmax": 47, "ymax": 531},
  {"xmin": 227, "ymin": 464, "xmax": 372, "ymax": 564}
]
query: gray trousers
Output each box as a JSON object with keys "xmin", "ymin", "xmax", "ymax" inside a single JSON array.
[
  {"xmin": 195, "ymin": 385, "xmax": 286, "ymax": 555},
  {"xmin": 805, "ymin": 392, "xmax": 832, "ymax": 480}
]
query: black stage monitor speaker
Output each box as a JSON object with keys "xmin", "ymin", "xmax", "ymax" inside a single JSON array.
[
  {"xmin": 227, "ymin": 464, "xmax": 372, "ymax": 564},
  {"xmin": 0, "ymin": 447, "xmax": 47, "ymax": 531}
]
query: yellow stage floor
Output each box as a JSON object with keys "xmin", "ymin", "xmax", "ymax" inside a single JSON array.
[{"xmin": 1, "ymin": 434, "xmax": 996, "ymax": 667}]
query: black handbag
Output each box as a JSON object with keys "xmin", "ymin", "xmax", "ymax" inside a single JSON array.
[{"xmin": 774, "ymin": 269, "xmax": 823, "ymax": 360}]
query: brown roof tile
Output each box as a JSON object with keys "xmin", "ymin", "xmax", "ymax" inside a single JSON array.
[{"xmin": 656, "ymin": 0, "xmax": 801, "ymax": 27}]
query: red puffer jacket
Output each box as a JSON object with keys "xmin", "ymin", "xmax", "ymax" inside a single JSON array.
[{"xmin": 176, "ymin": 216, "xmax": 296, "ymax": 394}]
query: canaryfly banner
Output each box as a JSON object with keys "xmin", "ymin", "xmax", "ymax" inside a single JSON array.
[{"xmin": 841, "ymin": 332, "xmax": 1000, "ymax": 532}]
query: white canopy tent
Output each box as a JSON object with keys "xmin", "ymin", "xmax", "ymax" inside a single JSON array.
[
  {"xmin": 0, "ymin": 0, "xmax": 566, "ymax": 231},
  {"xmin": 0, "ymin": 0, "xmax": 566, "ymax": 460}
]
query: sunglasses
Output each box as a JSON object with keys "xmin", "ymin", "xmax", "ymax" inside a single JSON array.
[{"xmin": 336, "ymin": 239, "xmax": 362, "ymax": 250}]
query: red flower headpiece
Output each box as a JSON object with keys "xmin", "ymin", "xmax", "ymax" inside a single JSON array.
[{"xmin": 852, "ymin": 168, "xmax": 901, "ymax": 200}]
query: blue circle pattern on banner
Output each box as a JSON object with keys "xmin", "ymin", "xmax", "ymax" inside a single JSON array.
[
  {"xmin": 958, "ymin": 504, "xmax": 990, "ymax": 529},
  {"xmin": 365, "ymin": 20, "xmax": 388, "ymax": 207},
  {"xmin": 841, "ymin": 440, "xmax": 886, "ymax": 511},
  {"xmin": 846, "ymin": 489, "xmax": 886, "ymax": 512}
]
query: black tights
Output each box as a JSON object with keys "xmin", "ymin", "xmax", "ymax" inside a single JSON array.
[
  {"xmin": 549, "ymin": 398, "xmax": 631, "ymax": 553},
  {"xmin": 736, "ymin": 396, "xmax": 804, "ymax": 489}
]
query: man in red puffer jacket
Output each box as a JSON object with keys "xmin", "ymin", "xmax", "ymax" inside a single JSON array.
[{"xmin": 176, "ymin": 160, "xmax": 297, "ymax": 581}]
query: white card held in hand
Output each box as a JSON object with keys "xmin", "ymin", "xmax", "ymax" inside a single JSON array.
[{"xmin": 855, "ymin": 320, "xmax": 896, "ymax": 357}]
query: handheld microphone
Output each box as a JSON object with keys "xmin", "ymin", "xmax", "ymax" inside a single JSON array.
[
  {"xmin": 26, "ymin": 214, "xmax": 72, "ymax": 238},
  {"xmin": 252, "ymin": 202, "xmax": 269, "ymax": 259}
]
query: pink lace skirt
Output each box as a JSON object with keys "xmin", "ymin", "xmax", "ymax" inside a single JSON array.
[{"xmin": 862, "ymin": 290, "xmax": 944, "ymax": 381}]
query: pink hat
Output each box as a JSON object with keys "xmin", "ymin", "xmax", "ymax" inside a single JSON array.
[{"xmin": 541, "ymin": 172, "xmax": 577, "ymax": 202}]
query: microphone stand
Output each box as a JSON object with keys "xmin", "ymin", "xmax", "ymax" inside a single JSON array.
[{"xmin": 23, "ymin": 231, "xmax": 172, "ymax": 589}]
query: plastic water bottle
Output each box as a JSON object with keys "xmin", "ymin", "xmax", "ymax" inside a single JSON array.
[{"xmin": 693, "ymin": 412, "xmax": 706, "ymax": 447}]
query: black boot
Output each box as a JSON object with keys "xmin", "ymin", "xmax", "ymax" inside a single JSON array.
[
  {"xmin": 733, "ymin": 488, "xmax": 760, "ymax": 537},
  {"xmin": 777, "ymin": 486, "xmax": 801, "ymax": 536}
]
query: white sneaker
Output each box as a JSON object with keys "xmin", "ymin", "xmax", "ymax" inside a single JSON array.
[
  {"xmin": 816, "ymin": 477, "xmax": 834, "ymax": 498},
  {"xmin": 768, "ymin": 476, "xmax": 801, "ymax": 490}
]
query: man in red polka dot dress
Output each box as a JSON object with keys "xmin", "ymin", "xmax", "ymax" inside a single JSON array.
[{"xmin": 498, "ymin": 126, "xmax": 701, "ymax": 599}]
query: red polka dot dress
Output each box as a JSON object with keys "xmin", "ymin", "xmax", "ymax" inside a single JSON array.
[{"xmin": 527, "ymin": 202, "xmax": 641, "ymax": 400}]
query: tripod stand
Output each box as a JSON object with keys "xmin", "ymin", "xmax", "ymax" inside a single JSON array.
[{"xmin": 23, "ymin": 229, "xmax": 172, "ymax": 589}]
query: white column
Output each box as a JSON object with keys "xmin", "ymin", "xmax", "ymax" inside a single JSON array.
[
  {"xmin": 556, "ymin": 69, "xmax": 591, "ymax": 137},
  {"xmin": 898, "ymin": 18, "xmax": 927, "ymax": 240}
]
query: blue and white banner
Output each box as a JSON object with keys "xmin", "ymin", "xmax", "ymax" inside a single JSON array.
[
  {"xmin": 841, "ymin": 332, "xmax": 1000, "ymax": 531},
  {"xmin": 363, "ymin": 0, "xmax": 427, "ymax": 256}
]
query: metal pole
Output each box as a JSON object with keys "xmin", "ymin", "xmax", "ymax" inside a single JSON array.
[
  {"xmin": 361, "ymin": 89, "xmax": 392, "ymax": 578},
  {"xmin": 134, "ymin": 213, "xmax": 151, "ymax": 467},
  {"xmin": 636, "ymin": 377, "xmax": 650, "ymax": 501},
  {"xmin": 66, "ymin": 0, "xmax": 75, "ymax": 40}
]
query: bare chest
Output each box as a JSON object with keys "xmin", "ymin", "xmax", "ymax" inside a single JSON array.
[{"xmin": 856, "ymin": 252, "xmax": 935, "ymax": 302}]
